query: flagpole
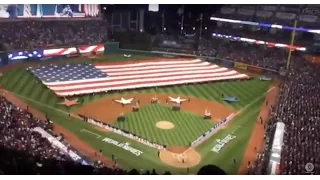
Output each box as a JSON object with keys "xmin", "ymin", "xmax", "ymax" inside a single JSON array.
[
  {"xmin": 199, "ymin": 13, "xmax": 203, "ymax": 39},
  {"xmin": 162, "ymin": 12, "xmax": 165, "ymax": 33},
  {"xmin": 286, "ymin": 20, "xmax": 297, "ymax": 70},
  {"xmin": 180, "ymin": 5, "xmax": 184, "ymax": 34}
]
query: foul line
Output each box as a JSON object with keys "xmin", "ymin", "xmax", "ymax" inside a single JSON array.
[
  {"xmin": 231, "ymin": 126, "xmax": 242, "ymax": 134},
  {"xmin": 80, "ymin": 129, "xmax": 101, "ymax": 139},
  {"xmin": 3, "ymin": 90, "xmax": 71, "ymax": 116},
  {"xmin": 234, "ymin": 86, "xmax": 275, "ymax": 117},
  {"xmin": 180, "ymin": 86, "xmax": 276, "ymax": 154}
]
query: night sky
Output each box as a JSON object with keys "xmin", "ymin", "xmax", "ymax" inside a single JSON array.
[
  {"xmin": 101, "ymin": 4, "xmax": 223, "ymax": 14},
  {"xmin": 101, "ymin": 4, "xmax": 224, "ymax": 34}
]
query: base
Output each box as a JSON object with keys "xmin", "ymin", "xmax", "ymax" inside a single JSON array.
[
  {"xmin": 172, "ymin": 106, "xmax": 181, "ymax": 111},
  {"xmin": 117, "ymin": 116, "xmax": 125, "ymax": 122}
]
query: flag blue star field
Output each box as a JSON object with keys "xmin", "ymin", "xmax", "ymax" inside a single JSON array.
[
  {"xmin": 27, "ymin": 64, "xmax": 108, "ymax": 82},
  {"xmin": 8, "ymin": 50, "xmax": 44, "ymax": 60},
  {"xmin": 27, "ymin": 59, "xmax": 250, "ymax": 96}
]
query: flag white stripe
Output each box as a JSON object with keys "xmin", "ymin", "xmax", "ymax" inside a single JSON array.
[
  {"xmin": 97, "ymin": 62, "xmax": 211, "ymax": 72},
  {"xmin": 55, "ymin": 74, "xmax": 249, "ymax": 96},
  {"xmin": 44, "ymin": 77, "xmax": 110, "ymax": 86},
  {"xmin": 48, "ymin": 70, "xmax": 242, "ymax": 91},
  {"xmin": 99, "ymin": 68, "xmax": 228, "ymax": 81},
  {"xmin": 95, "ymin": 59, "xmax": 202, "ymax": 69},
  {"xmin": 104, "ymin": 65, "xmax": 221, "ymax": 76}
]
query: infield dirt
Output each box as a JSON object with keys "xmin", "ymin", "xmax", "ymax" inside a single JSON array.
[
  {"xmin": 73, "ymin": 93, "xmax": 236, "ymax": 124},
  {"xmin": 159, "ymin": 147, "xmax": 201, "ymax": 168}
]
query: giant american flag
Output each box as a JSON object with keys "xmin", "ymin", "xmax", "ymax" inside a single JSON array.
[{"xmin": 27, "ymin": 59, "xmax": 250, "ymax": 96}]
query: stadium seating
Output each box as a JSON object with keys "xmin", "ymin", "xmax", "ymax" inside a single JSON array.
[
  {"xmin": 0, "ymin": 20, "xmax": 108, "ymax": 51},
  {"xmin": 248, "ymin": 57, "xmax": 320, "ymax": 175}
]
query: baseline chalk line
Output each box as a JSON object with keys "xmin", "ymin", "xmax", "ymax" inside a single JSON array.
[
  {"xmin": 231, "ymin": 126, "xmax": 242, "ymax": 134},
  {"xmin": 80, "ymin": 129, "xmax": 101, "ymax": 139}
]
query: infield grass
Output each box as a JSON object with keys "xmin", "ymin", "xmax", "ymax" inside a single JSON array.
[
  {"xmin": 0, "ymin": 54, "xmax": 272, "ymax": 174},
  {"xmin": 114, "ymin": 104, "xmax": 215, "ymax": 146}
]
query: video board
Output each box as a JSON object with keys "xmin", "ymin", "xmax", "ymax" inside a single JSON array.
[{"xmin": 0, "ymin": 4, "xmax": 99, "ymax": 18}]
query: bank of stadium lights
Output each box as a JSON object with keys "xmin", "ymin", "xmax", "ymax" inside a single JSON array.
[
  {"xmin": 205, "ymin": 27, "xmax": 207, "ymax": 30},
  {"xmin": 193, "ymin": 27, "xmax": 195, "ymax": 30},
  {"xmin": 102, "ymin": 5, "xmax": 114, "ymax": 11},
  {"xmin": 163, "ymin": 27, "xmax": 166, "ymax": 31}
]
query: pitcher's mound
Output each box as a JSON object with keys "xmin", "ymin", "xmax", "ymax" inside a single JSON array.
[
  {"xmin": 159, "ymin": 147, "xmax": 201, "ymax": 168},
  {"xmin": 156, "ymin": 121, "xmax": 175, "ymax": 130}
]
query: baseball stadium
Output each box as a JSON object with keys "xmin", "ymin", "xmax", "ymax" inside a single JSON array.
[{"xmin": 0, "ymin": 4, "xmax": 319, "ymax": 175}]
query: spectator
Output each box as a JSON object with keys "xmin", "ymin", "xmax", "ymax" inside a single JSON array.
[{"xmin": 0, "ymin": 20, "xmax": 108, "ymax": 51}]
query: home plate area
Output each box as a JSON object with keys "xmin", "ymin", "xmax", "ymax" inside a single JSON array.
[{"xmin": 159, "ymin": 147, "xmax": 201, "ymax": 168}]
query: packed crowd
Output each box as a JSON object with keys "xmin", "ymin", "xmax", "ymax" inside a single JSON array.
[
  {"xmin": 0, "ymin": 20, "xmax": 108, "ymax": 51},
  {"xmin": 198, "ymin": 37, "xmax": 288, "ymax": 71},
  {"xmin": 249, "ymin": 55, "xmax": 320, "ymax": 175},
  {"xmin": 273, "ymin": 57, "xmax": 320, "ymax": 175},
  {"xmin": 0, "ymin": 94, "xmax": 135, "ymax": 174},
  {"xmin": 0, "ymin": 95, "xmax": 66, "ymax": 173},
  {"xmin": 0, "ymin": 92, "xmax": 156, "ymax": 175},
  {"xmin": 215, "ymin": 6, "xmax": 306, "ymax": 27},
  {"xmin": 213, "ymin": 24, "xmax": 312, "ymax": 47},
  {"xmin": 0, "ymin": 96, "xmax": 69, "ymax": 161}
]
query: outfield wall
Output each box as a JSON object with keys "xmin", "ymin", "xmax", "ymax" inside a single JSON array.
[
  {"xmin": 33, "ymin": 127, "xmax": 90, "ymax": 166},
  {"xmin": 0, "ymin": 42, "xmax": 284, "ymax": 77},
  {"xmin": 116, "ymin": 47, "xmax": 285, "ymax": 77},
  {"xmin": 268, "ymin": 122, "xmax": 285, "ymax": 175}
]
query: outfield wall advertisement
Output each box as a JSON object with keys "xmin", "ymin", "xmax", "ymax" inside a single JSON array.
[
  {"xmin": 247, "ymin": 66, "xmax": 263, "ymax": 73},
  {"xmin": 0, "ymin": 52, "xmax": 9, "ymax": 67},
  {"xmin": 0, "ymin": 4, "xmax": 99, "ymax": 18},
  {"xmin": 234, "ymin": 62, "xmax": 248, "ymax": 70}
]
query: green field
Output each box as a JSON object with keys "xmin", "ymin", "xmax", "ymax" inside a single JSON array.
[
  {"xmin": 0, "ymin": 54, "xmax": 272, "ymax": 174},
  {"xmin": 114, "ymin": 104, "xmax": 214, "ymax": 146}
]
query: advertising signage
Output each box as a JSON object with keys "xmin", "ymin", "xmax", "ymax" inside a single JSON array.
[{"xmin": 0, "ymin": 4, "xmax": 99, "ymax": 18}]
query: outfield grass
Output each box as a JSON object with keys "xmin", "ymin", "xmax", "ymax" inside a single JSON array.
[
  {"xmin": 0, "ymin": 54, "xmax": 272, "ymax": 174},
  {"xmin": 114, "ymin": 104, "xmax": 214, "ymax": 146}
]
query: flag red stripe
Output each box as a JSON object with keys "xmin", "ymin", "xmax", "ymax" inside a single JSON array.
[
  {"xmin": 52, "ymin": 72, "xmax": 247, "ymax": 94},
  {"xmin": 95, "ymin": 59, "xmax": 204, "ymax": 70},
  {"xmin": 104, "ymin": 67, "xmax": 224, "ymax": 77},
  {"xmin": 97, "ymin": 63, "xmax": 213, "ymax": 73},
  {"xmin": 94, "ymin": 58, "xmax": 195, "ymax": 66},
  {"xmin": 47, "ymin": 68, "xmax": 232, "ymax": 89},
  {"xmin": 55, "ymin": 74, "xmax": 249, "ymax": 96}
]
